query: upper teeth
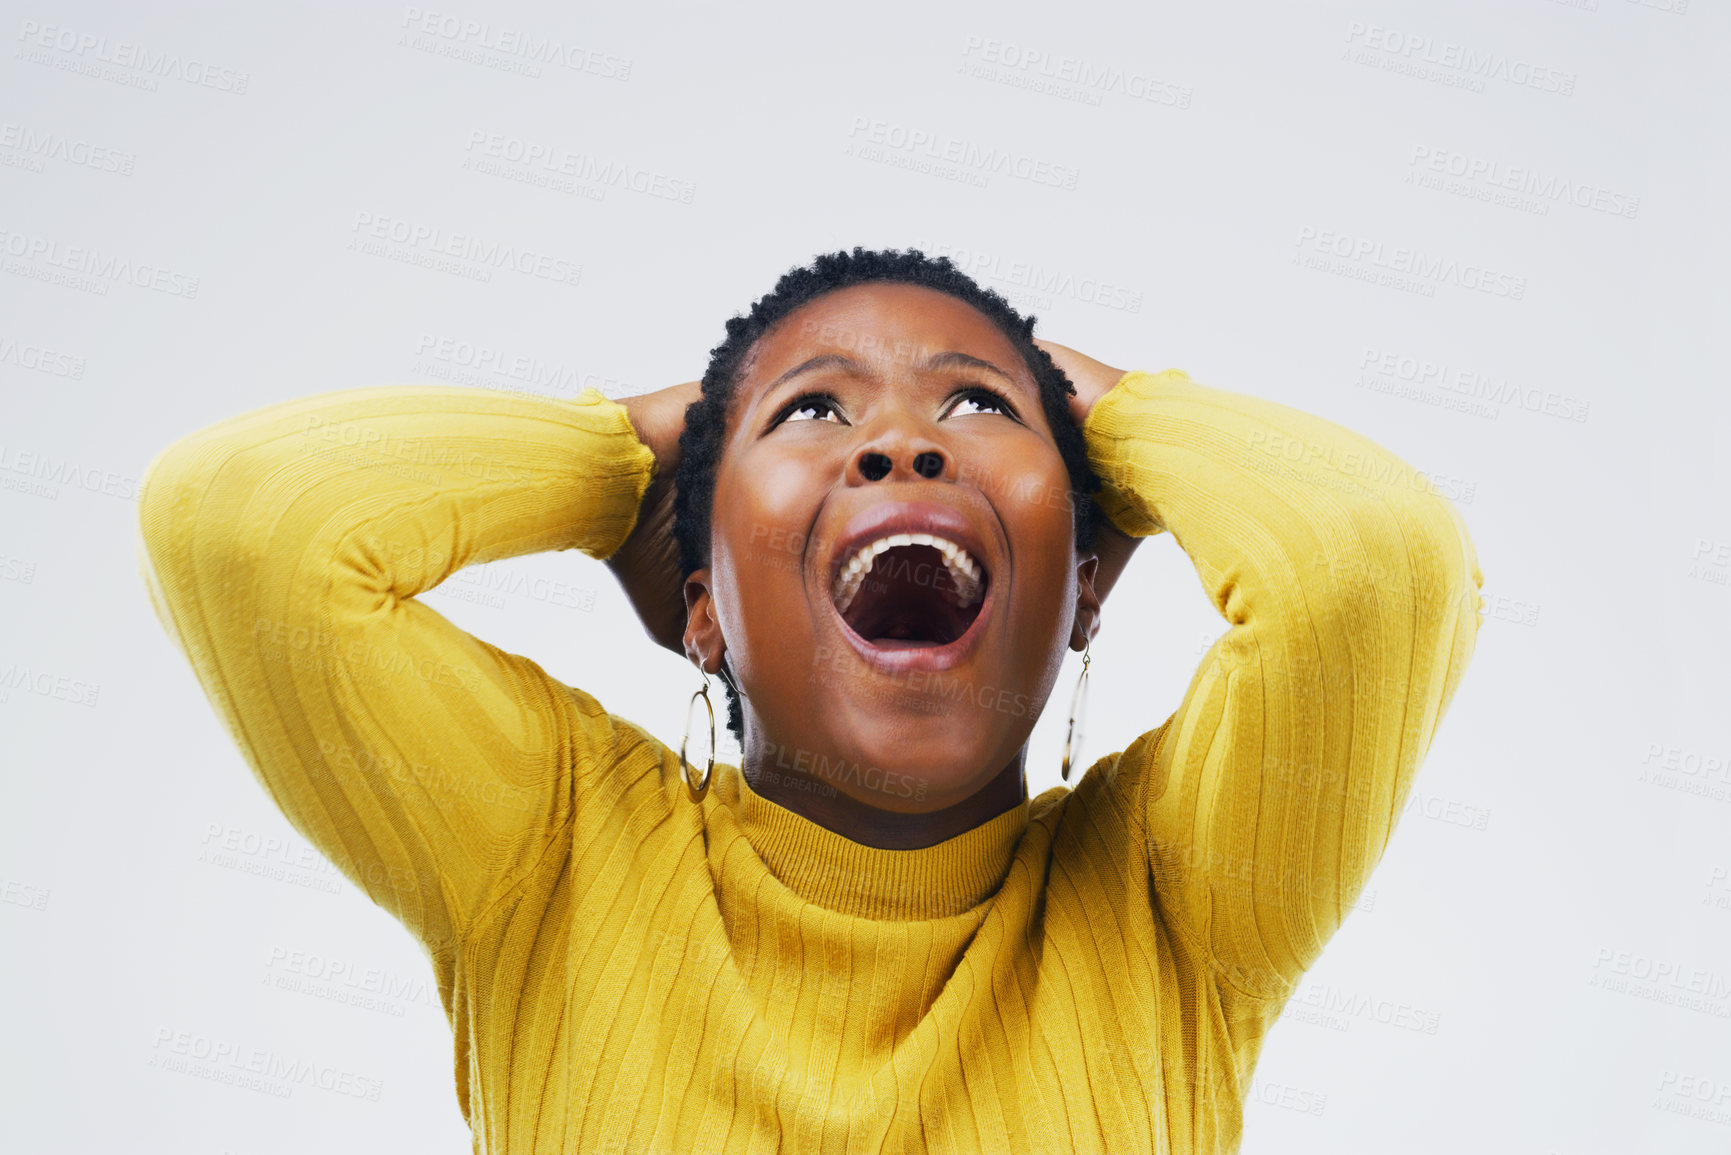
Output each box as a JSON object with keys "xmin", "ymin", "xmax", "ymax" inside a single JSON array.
[{"xmin": 832, "ymin": 532, "xmax": 985, "ymax": 616}]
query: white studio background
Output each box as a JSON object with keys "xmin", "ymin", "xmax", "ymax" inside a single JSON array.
[{"xmin": 2, "ymin": 1, "xmax": 1727, "ymax": 1152}]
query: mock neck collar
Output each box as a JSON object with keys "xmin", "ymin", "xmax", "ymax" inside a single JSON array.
[{"xmin": 706, "ymin": 761, "xmax": 1031, "ymax": 921}]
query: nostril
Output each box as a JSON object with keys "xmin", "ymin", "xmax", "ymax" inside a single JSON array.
[
  {"xmin": 860, "ymin": 452, "xmax": 892, "ymax": 481},
  {"xmin": 913, "ymin": 452, "xmax": 943, "ymax": 479}
]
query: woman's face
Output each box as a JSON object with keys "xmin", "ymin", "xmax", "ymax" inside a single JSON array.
[{"xmin": 684, "ymin": 282, "xmax": 1099, "ymax": 813}]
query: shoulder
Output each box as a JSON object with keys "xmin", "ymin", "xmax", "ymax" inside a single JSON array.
[
  {"xmin": 1037, "ymin": 725, "xmax": 1173, "ymax": 855},
  {"xmin": 548, "ymin": 683, "xmax": 690, "ymax": 815}
]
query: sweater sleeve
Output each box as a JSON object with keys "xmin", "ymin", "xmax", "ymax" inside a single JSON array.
[
  {"xmin": 136, "ymin": 384, "xmax": 658, "ymax": 952},
  {"xmin": 1083, "ymin": 369, "xmax": 1482, "ymax": 1007}
]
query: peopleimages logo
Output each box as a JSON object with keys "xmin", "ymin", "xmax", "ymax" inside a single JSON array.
[
  {"xmin": 0, "ymin": 333, "xmax": 86, "ymax": 379},
  {"xmin": 462, "ymin": 131, "xmax": 696, "ymax": 204},
  {"xmin": 413, "ymin": 332, "xmax": 634, "ymax": 398},
  {"xmin": 0, "ymin": 444, "xmax": 140, "ymax": 499},
  {"xmin": 957, "ymin": 36, "xmax": 1193, "ymax": 110},
  {"xmin": 1356, "ymin": 347, "xmax": 1590, "ymax": 422},
  {"xmin": 1343, "ymin": 21, "xmax": 1577, "ymax": 96},
  {"xmin": 1288, "ymin": 981, "xmax": 1443, "ymax": 1034},
  {"xmin": 149, "ymin": 1027, "xmax": 384, "ymax": 1101},
  {"xmin": 0, "ymin": 662, "xmax": 99, "ymax": 706},
  {"xmin": 398, "ymin": 7, "xmax": 632, "ymax": 79},
  {"xmin": 347, "ymin": 210, "xmax": 582, "ymax": 287},
  {"xmin": 15, "ymin": 19, "xmax": 251, "ymax": 93},
  {"xmin": 1407, "ymin": 146, "xmax": 1640, "ymax": 219},
  {"xmin": 1293, "ymin": 226, "xmax": 1527, "ymax": 300},
  {"xmin": 1589, "ymin": 948, "xmax": 1731, "ymax": 1017},
  {"xmin": 910, "ymin": 237, "xmax": 1144, "ymax": 313},
  {"xmin": 0, "ymin": 122, "xmax": 135, "ymax": 175},
  {"xmin": 0, "ymin": 227, "xmax": 200, "ymax": 298},
  {"xmin": 845, "ymin": 117, "xmax": 1080, "ymax": 190}
]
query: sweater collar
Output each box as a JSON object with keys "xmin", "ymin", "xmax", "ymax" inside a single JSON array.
[{"xmin": 709, "ymin": 761, "xmax": 1030, "ymax": 921}]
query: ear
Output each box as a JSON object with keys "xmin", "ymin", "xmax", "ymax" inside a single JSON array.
[
  {"xmin": 683, "ymin": 567, "xmax": 727, "ymax": 674},
  {"xmin": 1071, "ymin": 552, "xmax": 1102, "ymax": 651}
]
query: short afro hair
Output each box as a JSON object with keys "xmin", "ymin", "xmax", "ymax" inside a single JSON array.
[{"xmin": 672, "ymin": 246, "xmax": 1106, "ymax": 744}]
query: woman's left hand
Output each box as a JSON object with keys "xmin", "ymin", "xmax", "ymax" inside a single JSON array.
[{"xmin": 1033, "ymin": 338, "xmax": 1146, "ymax": 617}]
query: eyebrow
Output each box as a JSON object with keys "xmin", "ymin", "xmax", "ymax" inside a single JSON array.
[{"xmin": 763, "ymin": 350, "xmax": 1017, "ymax": 396}]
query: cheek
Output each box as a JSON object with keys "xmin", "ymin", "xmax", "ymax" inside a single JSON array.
[
  {"xmin": 713, "ymin": 453, "xmax": 826, "ymax": 618},
  {"xmin": 965, "ymin": 447, "xmax": 1078, "ymax": 554},
  {"xmin": 981, "ymin": 450, "xmax": 1079, "ymax": 639}
]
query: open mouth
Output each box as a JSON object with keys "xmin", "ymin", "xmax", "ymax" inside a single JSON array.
[{"xmin": 830, "ymin": 535, "xmax": 991, "ymax": 649}]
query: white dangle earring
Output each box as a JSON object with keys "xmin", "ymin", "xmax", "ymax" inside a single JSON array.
[{"xmin": 1060, "ymin": 636, "xmax": 1091, "ymax": 783}]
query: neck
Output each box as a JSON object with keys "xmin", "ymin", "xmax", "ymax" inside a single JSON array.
[{"xmin": 739, "ymin": 741, "xmax": 1029, "ymax": 850}]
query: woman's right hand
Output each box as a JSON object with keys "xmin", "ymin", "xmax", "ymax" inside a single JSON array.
[{"xmin": 610, "ymin": 381, "xmax": 703, "ymax": 658}]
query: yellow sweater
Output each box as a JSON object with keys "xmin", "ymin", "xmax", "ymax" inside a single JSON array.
[{"xmin": 136, "ymin": 369, "xmax": 1482, "ymax": 1154}]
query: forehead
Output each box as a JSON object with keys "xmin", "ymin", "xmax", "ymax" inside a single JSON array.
[{"xmin": 736, "ymin": 283, "xmax": 1028, "ymax": 402}]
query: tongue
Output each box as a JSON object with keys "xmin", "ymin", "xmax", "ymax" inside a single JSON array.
[{"xmin": 870, "ymin": 620, "xmax": 946, "ymax": 648}]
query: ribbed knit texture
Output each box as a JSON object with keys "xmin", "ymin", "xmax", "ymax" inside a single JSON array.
[{"xmin": 136, "ymin": 370, "xmax": 1482, "ymax": 1153}]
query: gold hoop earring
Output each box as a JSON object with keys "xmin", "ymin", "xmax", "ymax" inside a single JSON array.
[
  {"xmin": 1060, "ymin": 637, "xmax": 1091, "ymax": 783},
  {"xmin": 680, "ymin": 671, "xmax": 716, "ymax": 802}
]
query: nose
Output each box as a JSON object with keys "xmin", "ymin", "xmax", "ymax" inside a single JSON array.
[
  {"xmin": 846, "ymin": 409, "xmax": 952, "ymax": 485},
  {"xmin": 858, "ymin": 449, "xmax": 945, "ymax": 481}
]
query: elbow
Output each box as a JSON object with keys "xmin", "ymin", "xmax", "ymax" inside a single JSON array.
[
  {"xmin": 1315, "ymin": 487, "xmax": 1482, "ymax": 643},
  {"xmin": 137, "ymin": 435, "xmax": 270, "ymax": 582},
  {"xmin": 1377, "ymin": 487, "xmax": 1483, "ymax": 640},
  {"xmin": 137, "ymin": 440, "xmax": 203, "ymax": 571}
]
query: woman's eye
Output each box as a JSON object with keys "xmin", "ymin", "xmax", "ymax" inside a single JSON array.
[
  {"xmin": 774, "ymin": 387, "xmax": 1014, "ymax": 427},
  {"xmin": 948, "ymin": 388, "xmax": 1015, "ymax": 418},
  {"xmin": 780, "ymin": 394, "xmax": 844, "ymax": 424}
]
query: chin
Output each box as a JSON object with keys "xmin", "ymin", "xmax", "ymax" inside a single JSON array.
[{"xmin": 831, "ymin": 705, "xmax": 1012, "ymax": 806}]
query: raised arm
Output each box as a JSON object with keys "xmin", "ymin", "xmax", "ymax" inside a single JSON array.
[
  {"xmin": 136, "ymin": 384, "xmax": 657, "ymax": 952},
  {"xmin": 1076, "ymin": 364, "xmax": 1482, "ymax": 1009}
]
